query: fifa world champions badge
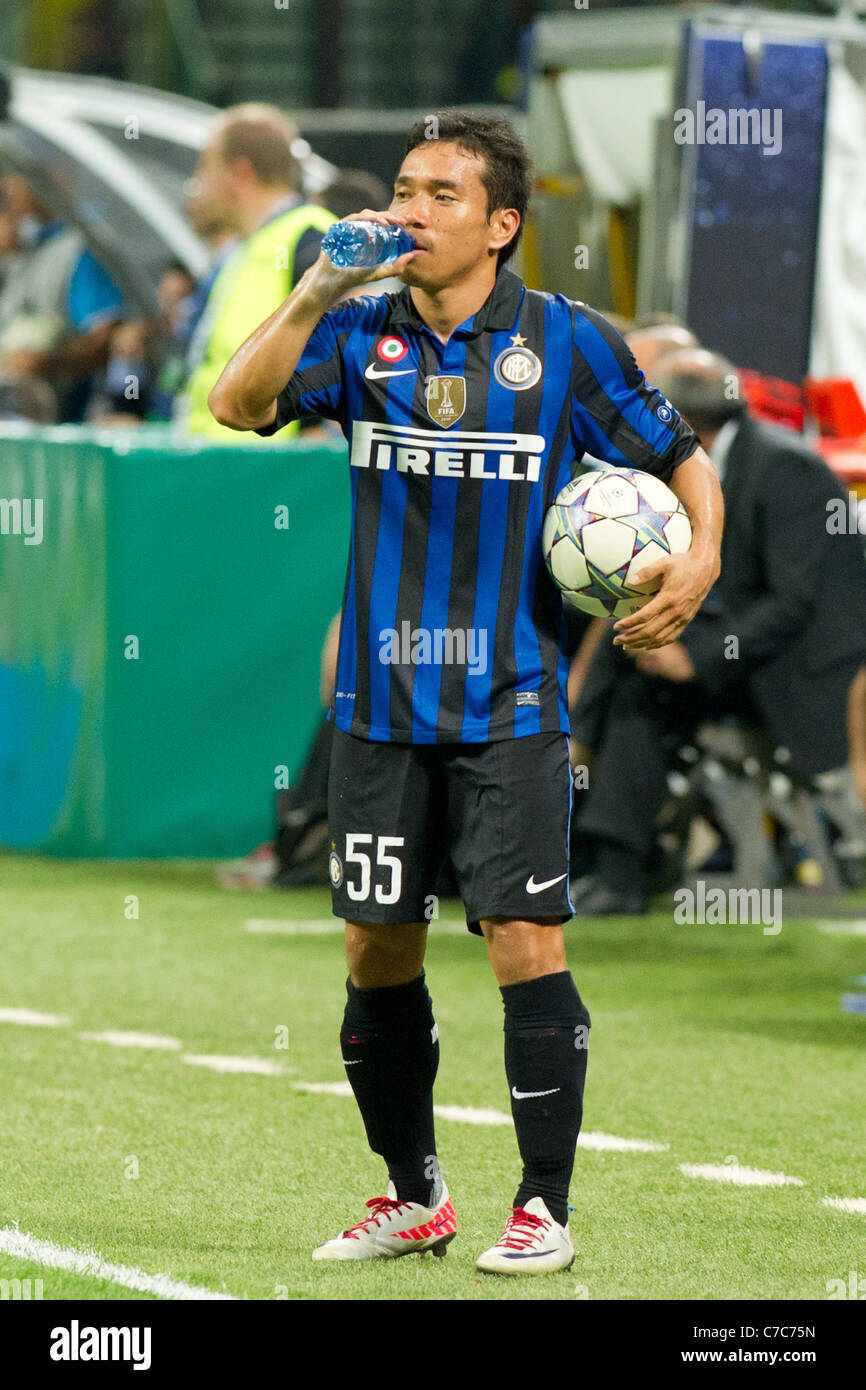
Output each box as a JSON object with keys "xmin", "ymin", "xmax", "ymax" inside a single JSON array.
[{"xmin": 425, "ymin": 375, "xmax": 466, "ymax": 428}]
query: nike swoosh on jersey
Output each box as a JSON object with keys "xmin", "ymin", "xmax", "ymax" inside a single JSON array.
[
  {"xmin": 364, "ymin": 362, "xmax": 417, "ymax": 380},
  {"xmin": 525, "ymin": 872, "xmax": 568, "ymax": 894},
  {"xmin": 511, "ymin": 1086, "xmax": 561, "ymax": 1100},
  {"xmin": 343, "ymin": 1059, "xmax": 362, "ymax": 1065}
]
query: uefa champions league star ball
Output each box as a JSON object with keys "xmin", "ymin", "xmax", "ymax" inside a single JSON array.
[{"xmin": 542, "ymin": 467, "xmax": 693, "ymax": 618}]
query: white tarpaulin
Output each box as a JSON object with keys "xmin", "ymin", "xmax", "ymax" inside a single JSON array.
[
  {"xmin": 557, "ymin": 67, "xmax": 671, "ymax": 205},
  {"xmin": 810, "ymin": 62, "xmax": 866, "ymax": 413}
]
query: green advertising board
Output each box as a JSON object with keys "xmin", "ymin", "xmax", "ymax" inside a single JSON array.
[{"xmin": 0, "ymin": 424, "xmax": 349, "ymax": 856}]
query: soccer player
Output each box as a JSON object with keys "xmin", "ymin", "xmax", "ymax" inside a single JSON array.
[{"xmin": 209, "ymin": 112, "xmax": 723, "ymax": 1275}]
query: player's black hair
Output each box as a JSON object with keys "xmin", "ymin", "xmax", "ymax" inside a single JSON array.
[{"xmin": 404, "ymin": 110, "xmax": 534, "ymax": 271}]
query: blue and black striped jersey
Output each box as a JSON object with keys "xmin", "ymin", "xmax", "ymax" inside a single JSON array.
[{"xmin": 258, "ymin": 268, "xmax": 699, "ymax": 744}]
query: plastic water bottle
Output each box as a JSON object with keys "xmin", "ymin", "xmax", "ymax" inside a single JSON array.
[{"xmin": 322, "ymin": 220, "xmax": 416, "ymax": 269}]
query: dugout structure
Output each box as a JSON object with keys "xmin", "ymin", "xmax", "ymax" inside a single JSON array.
[{"xmin": 525, "ymin": 3, "xmax": 866, "ymax": 403}]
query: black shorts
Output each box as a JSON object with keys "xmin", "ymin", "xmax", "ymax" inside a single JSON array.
[{"xmin": 327, "ymin": 727, "xmax": 574, "ymax": 934}]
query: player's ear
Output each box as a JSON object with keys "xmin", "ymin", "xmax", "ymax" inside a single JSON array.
[{"xmin": 489, "ymin": 207, "xmax": 520, "ymax": 254}]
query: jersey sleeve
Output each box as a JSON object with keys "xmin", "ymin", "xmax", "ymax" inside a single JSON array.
[
  {"xmin": 254, "ymin": 295, "xmax": 377, "ymax": 436},
  {"xmin": 570, "ymin": 304, "xmax": 700, "ymax": 483}
]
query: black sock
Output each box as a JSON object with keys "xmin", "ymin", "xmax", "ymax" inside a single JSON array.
[
  {"xmin": 341, "ymin": 971, "xmax": 440, "ymax": 1206},
  {"xmin": 595, "ymin": 835, "xmax": 645, "ymax": 899},
  {"xmin": 501, "ymin": 971, "xmax": 591, "ymax": 1228}
]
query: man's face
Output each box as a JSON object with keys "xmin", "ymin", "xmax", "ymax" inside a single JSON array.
[
  {"xmin": 189, "ymin": 138, "xmax": 241, "ymax": 233},
  {"xmin": 389, "ymin": 141, "xmax": 515, "ymax": 290}
]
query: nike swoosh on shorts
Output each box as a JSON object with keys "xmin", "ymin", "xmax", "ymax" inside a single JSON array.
[
  {"xmin": 525, "ymin": 873, "xmax": 567, "ymax": 894},
  {"xmin": 511, "ymin": 1086, "xmax": 562, "ymax": 1100}
]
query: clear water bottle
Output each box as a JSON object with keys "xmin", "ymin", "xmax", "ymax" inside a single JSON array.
[{"xmin": 322, "ymin": 220, "xmax": 416, "ymax": 269}]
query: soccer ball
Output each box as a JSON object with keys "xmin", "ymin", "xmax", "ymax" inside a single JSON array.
[{"xmin": 542, "ymin": 467, "xmax": 692, "ymax": 618}]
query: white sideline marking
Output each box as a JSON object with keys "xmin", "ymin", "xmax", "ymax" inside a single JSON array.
[
  {"xmin": 79, "ymin": 1031, "xmax": 183, "ymax": 1050},
  {"xmin": 245, "ymin": 918, "xmax": 468, "ymax": 936},
  {"xmin": 434, "ymin": 1104, "xmax": 512, "ymax": 1127},
  {"xmin": 0, "ymin": 1007, "xmax": 71, "ymax": 1027},
  {"xmin": 579, "ymin": 1132, "xmax": 669, "ymax": 1153},
  {"xmin": 294, "ymin": 1081, "xmax": 353, "ymax": 1096},
  {"xmin": 0, "ymin": 1227, "xmax": 236, "ymax": 1301},
  {"xmin": 245, "ymin": 919, "xmax": 341, "ymax": 935},
  {"xmin": 293, "ymin": 1083, "xmax": 667, "ymax": 1148},
  {"xmin": 679, "ymin": 1163, "xmax": 803, "ymax": 1187},
  {"xmin": 181, "ymin": 1053, "xmax": 286, "ymax": 1076},
  {"xmin": 816, "ymin": 920, "xmax": 866, "ymax": 936},
  {"xmin": 822, "ymin": 1196, "xmax": 866, "ymax": 1215}
]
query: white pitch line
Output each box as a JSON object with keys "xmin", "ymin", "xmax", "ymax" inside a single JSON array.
[
  {"xmin": 79, "ymin": 1031, "xmax": 183, "ymax": 1050},
  {"xmin": 245, "ymin": 918, "xmax": 469, "ymax": 936},
  {"xmin": 245, "ymin": 919, "xmax": 342, "ymax": 935},
  {"xmin": 434, "ymin": 1103, "xmax": 512, "ymax": 1127},
  {"xmin": 294, "ymin": 1080, "xmax": 353, "ymax": 1096},
  {"xmin": 0, "ymin": 1007, "xmax": 72, "ymax": 1027},
  {"xmin": 817, "ymin": 920, "xmax": 866, "ymax": 936},
  {"xmin": 181, "ymin": 1053, "xmax": 286, "ymax": 1076},
  {"xmin": 579, "ymin": 1132, "xmax": 669, "ymax": 1153},
  {"xmin": 679, "ymin": 1163, "xmax": 804, "ymax": 1187},
  {"xmin": 822, "ymin": 1196, "xmax": 866, "ymax": 1215},
  {"xmin": 292, "ymin": 1083, "xmax": 667, "ymax": 1148},
  {"xmin": 0, "ymin": 1227, "xmax": 236, "ymax": 1301}
]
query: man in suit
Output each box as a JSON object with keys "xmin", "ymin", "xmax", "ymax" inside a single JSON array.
[{"xmin": 570, "ymin": 347, "xmax": 866, "ymax": 913}]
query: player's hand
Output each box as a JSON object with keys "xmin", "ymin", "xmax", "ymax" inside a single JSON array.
[
  {"xmin": 612, "ymin": 548, "xmax": 717, "ymax": 651},
  {"xmin": 303, "ymin": 208, "xmax": 423, "ymax": 308},
  {"xmin": 630, "ymin": 642, "xmax": 695, "ymax": 683}
]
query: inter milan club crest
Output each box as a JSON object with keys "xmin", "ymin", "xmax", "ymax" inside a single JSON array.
[
  {"xmin": 425, "ymin": 375, "xmax": 466, "ymax": 428},
  {"xmin": 493, "ymin": 333, "xmax": 542, "ymax": 391}
]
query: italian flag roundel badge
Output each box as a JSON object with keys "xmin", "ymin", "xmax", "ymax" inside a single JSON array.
[{"xmin": 377, "ymin": 336, "xmax": 409, "ymax": 363}]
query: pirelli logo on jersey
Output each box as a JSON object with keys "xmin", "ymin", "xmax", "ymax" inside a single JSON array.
[{"xmin": 350, "ymin": 421, "xmax": 546, "ymax": 483}]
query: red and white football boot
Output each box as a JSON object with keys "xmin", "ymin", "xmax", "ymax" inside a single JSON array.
[
  {"xmin": 312, "ymin": 1181, "xmax": 457, "ymax": 1261},
  {"xmin": 475, "ymin": 1197, "xmax": 574, "ymax": 1275}
]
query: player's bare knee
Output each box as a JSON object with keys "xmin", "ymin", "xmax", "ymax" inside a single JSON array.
[
  {"xmin": 482, "ymin": 918, "xmax": 567, "ymax": 983},
  {"xmin": 345, "ymin": 921, "xmax": 427, "ymax": 987}
]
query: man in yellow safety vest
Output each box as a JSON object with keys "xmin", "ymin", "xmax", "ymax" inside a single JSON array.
[{"xmin": 177, "ymin": 103, "xmax": 334, "ymax": 440}]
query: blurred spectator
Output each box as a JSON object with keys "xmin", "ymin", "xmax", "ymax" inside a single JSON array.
[
  {"xmin": 0, "ymin": 370, "xmax": 58, "ymax": 423},
  {"xmin": 0, "ymin": 173, "xmax": 124, "ymax": 422},
  {"xmin": 626, "ymin": 323, "xmax": 700, "ymax": 379},
  {"xmin": 176, "ymin": 104, "xmax": 334, "ymax": 439},
  {"xmin": 569, "ymin": 348, "xmax": 866, "ymax": 913},
  {"xmin": 150, "ymin": 262, "xmax": 198, "ymax": 420},
  {"xmin": 180, "ymin": 180, "xmax": 238, "ymax": 352},
  {"xmin": 315, "ymin": 168, "xmax": 391, "ymax": 221},
  {"xmin": 88, "ymin": 318, "xmax": 152, "ymax": 425},
  {"xmin": 598, "ymin": 309, "xmax": 636, "ymax": 337}
]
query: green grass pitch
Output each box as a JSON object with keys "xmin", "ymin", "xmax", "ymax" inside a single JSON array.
[{"xmin": 1, "ymin": 853, "xmax": 864, "ymax": 1301}]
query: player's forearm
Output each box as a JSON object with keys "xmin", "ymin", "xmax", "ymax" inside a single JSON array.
[
  {"xmin": 208, "ymin": 273, "xmax": 332, "ymax": 431},
  {"xmin": 668, "ymin": 448, "xmax": 724, "ymax": 582}
]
